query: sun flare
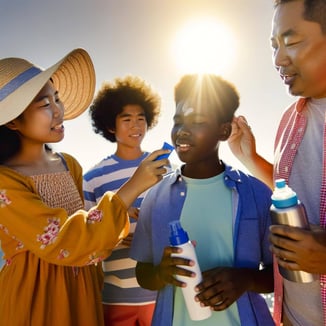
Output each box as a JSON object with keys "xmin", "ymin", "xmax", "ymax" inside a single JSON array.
[{"xmin": 172, "ymin": 18, "xmax": 236, "ymax": 75}]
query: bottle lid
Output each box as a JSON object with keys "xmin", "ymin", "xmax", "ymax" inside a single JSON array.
[
  {"xmin": 272, "ymin": 178, "xmax": 298, "ymax": 208},
  {"xmin": 169, "ymin": 220, "xmax": 189, "ymax": 245}
]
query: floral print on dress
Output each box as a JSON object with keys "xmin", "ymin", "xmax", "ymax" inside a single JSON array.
[
  {"xmin": 16, "ymin": 241, "xmax": 24, "ymax": 251},
  {"xmin": 5, "ymin": 259, "xmax": 12, "ymax": 266},
  {"xmin": 58, "ymin": 249, "xmax": 70, "ymax": 260},
  {"xmin": 87, "ymin": 209, "xmax": 103, "ymax": 224},
  {"xmin": 10, "ymin": 234, "xmax": 24, "ymax": 250},
  {"xmin": 0, "ymin": 225, "xmax": 24, "ymax": 250},
  {"xmin": 37, "ymin": 217, "xmax": 60, "ymax": 249},
  {"xmin": 87, "ymin": 253, "xmax": 104, "ymax": 265},
  {"xmin": 0, "ymin": 224, "xmax": 9, "ymax": 235},
  {"xmin": 0, "ymin": 190, "xmax": 11, "ymax": 208}
]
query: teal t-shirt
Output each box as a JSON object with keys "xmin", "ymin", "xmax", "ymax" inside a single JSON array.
[{"xmin": 172, "ymin": 173, "xmax": 240, "ymax": 325}]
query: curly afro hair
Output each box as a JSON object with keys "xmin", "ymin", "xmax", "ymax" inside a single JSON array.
[{"xmin": 90, "ymin": 75, "xmax": 161, "ymax": 142}]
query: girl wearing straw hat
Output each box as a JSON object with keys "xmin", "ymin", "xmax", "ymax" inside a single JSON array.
[{"xmin": 0, "ymin": 48, "xmax": 170, "ymax": 326}]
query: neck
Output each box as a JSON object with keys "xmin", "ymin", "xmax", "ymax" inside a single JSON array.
[
  {"xmin": 182, "ymin": 160, "xmax": 225, "ymax": 179},
  {"xmin": 4, "ymin": 144, "xmax": 65, "ymax": 175},
  {"xmin": 115, "ymin": 145, "xmax": 144, "ymax": 160},
  {"xmin": 6, "ymin": 143, "xmax": 48, "ymax": 165}
]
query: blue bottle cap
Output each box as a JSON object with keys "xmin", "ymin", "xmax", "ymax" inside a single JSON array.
[
  {"xmin": 169, "ymin": 220, "xmax": 189, "ymax": 245},
  {"xmin": 272, "ymin": 178, "xmax": 298, "ymax": 208},
  {"xmin": 275, "ymin": 179, "xmax": 286, "ymax": 188}
]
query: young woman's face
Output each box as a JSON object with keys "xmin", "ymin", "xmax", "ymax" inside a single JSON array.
[
  {"xmin": 113, "ymin": 104, "xmax": 147, "ymax": 148},
  {"xmin": 171, "ymin": 100, "xmax": 222, "ymax": 166},
  {"xmin": 10, "ymin": 81, "xmax": 65, "ymax": 144},
  {"xmin": 271, "ymin": 1, "xmax": 326, "ymax": 98}
]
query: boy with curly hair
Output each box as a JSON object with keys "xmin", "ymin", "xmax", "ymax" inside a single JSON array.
[{"xmin": 83, "ymin": 75, "xmax": 161, "ymax": 326}]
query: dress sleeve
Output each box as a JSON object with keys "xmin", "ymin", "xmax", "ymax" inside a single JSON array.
[{"xmin": 0, "ymin": 167, "xmax": 129, "ymax": 267}]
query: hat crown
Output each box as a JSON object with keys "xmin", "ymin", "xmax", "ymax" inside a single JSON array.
[
  {"xmin": 0, "ymin": 58, "xmax": 39, "ymax": 89},
  {"xmin": 0, "ymin": 48, "xmax": 95, "ymax": 126},
  {"xmin": 0, "ymin": 58, "xmax": 43, "ymax": 102}
]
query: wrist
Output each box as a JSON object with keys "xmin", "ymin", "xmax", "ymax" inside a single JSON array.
[
  {"xmin": 154, "ymin": 264, "xmax": 167, "ymax": 289},
  {"xmin": 116, "ymin": 180, "xmax": 140, "ymax": 208}
]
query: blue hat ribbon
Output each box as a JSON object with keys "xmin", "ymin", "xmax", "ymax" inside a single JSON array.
[{"xmin": 0, "ymin": 67, "xmax": 42, "ymax": 101}]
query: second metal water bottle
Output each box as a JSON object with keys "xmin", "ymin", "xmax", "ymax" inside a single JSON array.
[{"xmin": 270, "ymin": 179, "xmax": 317, "ymax": 283}]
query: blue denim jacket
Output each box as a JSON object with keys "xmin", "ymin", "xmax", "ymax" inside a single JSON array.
[{"xmin": 130, "ymin": 164, "xmax": 274, "ymax": 325}]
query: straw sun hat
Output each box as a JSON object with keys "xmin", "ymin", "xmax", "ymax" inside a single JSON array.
[{"xmin": 0, "ymin": 48, "xmax": 96, "ymax": 126}]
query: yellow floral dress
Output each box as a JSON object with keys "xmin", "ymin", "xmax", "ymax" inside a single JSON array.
[{"xmin": 0, "ymin": 153, "xmax": 129, "ymax": 326}]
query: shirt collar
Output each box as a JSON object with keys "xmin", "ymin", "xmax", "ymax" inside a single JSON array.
[
  {"xmin": 166, "ymin": 162, "xmax": 244, "ymax": 187},
  {"xmin": 295, "ymin": 97, "xmax": 308, "ymax": 113}
]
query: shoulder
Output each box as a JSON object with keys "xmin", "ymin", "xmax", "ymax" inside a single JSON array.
[
  {"xmin": 279, "ymin": 98, "xmax": 307, "ymax": 125},
  {"xmin": 58, "ymin": 153, "xmax": 83, "ymax": 181},
  {"xmin": 274, "ymin": 99, "xmax": 305, "ymax": 146},
  {"xmin": 242, "ymin": 171, "xmax": 271, "ymax": 192},
  {"xmin": 224, "ymin": 165, "xmax": 272, "ymax": 196},
  {"xmin": 60, "ymin": 152, "xmax": 81, "ymax": 169},
  {"xmin": 144, "ymin": 170, "xmax": 180, "ymax": 198},
  {"xmin": 0, "ymin": 165, "xmax": 30, "ymax": 185},
  {"xmin": 0, "ymin": 167, "xmax": 38, "ymax": 202},
  {"xmin": 157, "ymin": 170, "xmax": 179, "ymax": 187},
  {"xmin": 281, "ymin": 100, "xmax": 299, "ymax": 119},
  {"xmin": 83, "ymin": 156, "xmax": 115, "ymax": 177},
  {"xmin": 241, "ymin": 174, "xmax": 273, "ymax": 208}
]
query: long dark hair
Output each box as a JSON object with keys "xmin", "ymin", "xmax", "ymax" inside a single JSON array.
[
  {"xmin": 0, "ymin": 125, "xmax": 52, "ymax": 164},
  {"xmin": 0, "ymin": 126, "xmax": 21, "ymax": 164}
]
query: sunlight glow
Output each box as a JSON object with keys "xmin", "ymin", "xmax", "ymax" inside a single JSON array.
[{"xmin": 172, "ymin": 18, "xmax": 236, "ymax": 75}]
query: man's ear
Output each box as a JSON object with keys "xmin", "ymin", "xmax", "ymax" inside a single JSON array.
[{"xmin": 218, "ymin": 122, "xmax": 232, "ymax": 141}]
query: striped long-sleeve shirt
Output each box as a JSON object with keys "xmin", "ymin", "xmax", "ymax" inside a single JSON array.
[{"xmin": 83, "ymin": 153, "xmax": 157, "ymax": 305}]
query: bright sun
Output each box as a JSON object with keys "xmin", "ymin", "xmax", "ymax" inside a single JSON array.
[{"xmin": 172, "ymin": 18, "xmax": 236, "ymax": 75}]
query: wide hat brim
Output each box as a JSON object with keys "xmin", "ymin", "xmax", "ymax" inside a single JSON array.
[{"xmin": 0, "ymin": 48, "xmax": 96, "ymax": 125}]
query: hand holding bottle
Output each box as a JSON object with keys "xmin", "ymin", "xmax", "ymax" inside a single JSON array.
[
  {"xmin": 168, "ymin": 221, "xmax": 212, "ymax": 321},
  {"xmin": 116, "ymin": 149, "xmax": 170, "ymax": 208},
  {"xmin": 269, "ymin": 179, "xmax": 318, "ymax": 282},
  {"xmin": 155, "ymin": 245, "xmax": 196, "ymax": 288},
  {"xmin": 269, "ymin": 224, "xmax": 326, "ymax": 275}
]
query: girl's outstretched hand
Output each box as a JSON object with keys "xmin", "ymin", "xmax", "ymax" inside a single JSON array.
[
  {"xmin": 131, "ymin": 148, "xmax": 171, "ymax": 187},
  {"xmin": 116, "ymin": 148, "xmax": 171, "ymax": 208}
]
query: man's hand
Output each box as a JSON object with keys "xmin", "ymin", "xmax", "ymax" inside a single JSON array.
[{"xmin": 269, "ymin": 224, "xmax": 326, "ymax": 274}]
